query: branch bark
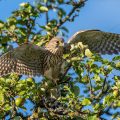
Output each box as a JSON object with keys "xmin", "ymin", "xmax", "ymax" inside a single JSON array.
[{"xmin": 56, "ymin": 0, "xmax": 85, "ymax": 29}]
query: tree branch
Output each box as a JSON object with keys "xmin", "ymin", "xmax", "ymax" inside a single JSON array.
[
  {"xmin": 46, "ymin": 2, "xmax": 49, "ymax": 24},
  {"xmin": 56, "ymin": 0, "xmax": 85, "ymax": 29}
]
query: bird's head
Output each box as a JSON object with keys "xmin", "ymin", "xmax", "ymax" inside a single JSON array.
[{"xmin": 45, "ymin": 37, "xmax": 64, "ymax": 55}]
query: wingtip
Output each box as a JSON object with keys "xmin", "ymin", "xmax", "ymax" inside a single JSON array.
[{"xmin": 67, "ymin": 29, "xmax": 101, "ymax": 44}]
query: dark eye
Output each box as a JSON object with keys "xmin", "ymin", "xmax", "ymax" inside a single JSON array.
[{"xmin": 56, "ymin": 41, "xmax": 59, "ymax": 44}]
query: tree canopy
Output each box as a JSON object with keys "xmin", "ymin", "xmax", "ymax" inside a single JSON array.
[{"xmin": 0, "ymin": 0, "xmax": 120, "ymax": 119}]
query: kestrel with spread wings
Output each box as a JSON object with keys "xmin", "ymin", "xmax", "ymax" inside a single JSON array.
[{"xmin": 0, "ymin": 30, "xmax": 120, "ymax": 83}]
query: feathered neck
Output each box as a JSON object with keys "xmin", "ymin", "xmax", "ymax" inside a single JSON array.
[{"xmin": 45, "ymin": 46, "xmax": 63, "ymax": 56}]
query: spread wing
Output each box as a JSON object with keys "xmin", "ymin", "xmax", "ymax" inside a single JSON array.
[
  {"xmin": 0, "ymin": 43, "xmax": 47, "ymax": 77},
  {"xmin": 67, "ymin": 30, "xmax": 120, "ymax": 54}
]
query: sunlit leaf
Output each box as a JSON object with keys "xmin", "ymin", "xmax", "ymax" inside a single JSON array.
[{"xmin": 82, "ymin": 98, "xmax": 91, "ymax": 105}]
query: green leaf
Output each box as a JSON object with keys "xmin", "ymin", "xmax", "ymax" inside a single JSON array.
[
  {"xmin": 0, "ymin": 92, "xmax": 4, "ymax": 104},
  {"xmin": 72, "ymin": 85, "xmax": 80, "ymax": 96},
  {"xmin": 103, "ymin": 95, "xmax": 114, "ymax": 105},
  {"xmin": 1, "ymin": 36, "xmax": 9, "ymax": 44},
  {"xmin": 7, "ymin": 17, "xmax": 17, "ymax": 24},
  {"xmin": 116, "ymin": 62, "xmax": 120, "ymax": 68},
  {"xmin": 26, "ymin": 78, "xmax": 34, "ymax": 86},
  {"xmin": 93, "ymin": 74, "xmax": 101, "ymax": 81},
  {"xmin": 4, "ymin": 104, "xmax": 11, "ymax": 111},
  {"xmin": 88, "ymin": 115, "xmax": 98, "ymax": 120},
  {"xmin": 19, "ymin": 2, "xmax": 29, "ymax": 7},
  {"xmin": 45, "ymin": 25, "xmax": 51, "ymax": 31},
  {"xmin": 113, "ymin": 89, "xmax": 119, "ymax": 97},
  {"xmin": 0, "ymin": 23, "xmax": 4, "ymax": 28},
  {"xmin": 39, "ymin": 6, "xmax": 48, "ymax": 12},
  {"xmin": 60, "ymin": 26, "xmax": 69, "ymax": 33},
  {"xmin": 19, "ymin": 90, "xmax": 26, "ymax": 96},
  {"xmin": 15, "ymin": 97, "xmax": 25, "ymax": 107},
  {"xmin": 113, "ymin": 56, "xmax": 120, "ymax": 61},
  {"xmin": 82, "ymin": 98, "xmax": 91, "ymax": 105},
  {"xmin": 117, "ymin": 101, "xmax": 120, "ymax": 107},
  {"xmin": 9, "ymin": 25, "xmax": 16, "ymax": 32},
  {"xmin": 94, "ymin": 103, "xmax": 100, "ymax": 110},
  {"xmin": 85, "ymin": 49, "xmax": 93, "ymax": 58},
  {"xmin": 58, "ymin": 8, "xmax": 66, "ymax": 18},
  {"xmin": 19, "ymin": 106, "xmax": 27, "ymax": 111},
  {"xmin": 14, "ymin": 116, "xmax": 21, "ymax": 120}
]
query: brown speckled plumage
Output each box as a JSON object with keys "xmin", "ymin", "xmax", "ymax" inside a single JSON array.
[{"xmin": 0, "ymin": 30, "xmax": 120, "ymax": 82}]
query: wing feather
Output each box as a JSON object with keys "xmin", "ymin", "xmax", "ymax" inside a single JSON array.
[
  {"xmin": 0, "ymin": 43, "xmax": 47, "ymax": 77},
  {"xmin": 67, "ymin": 30, "xmax": 120, "ymax": 54}
]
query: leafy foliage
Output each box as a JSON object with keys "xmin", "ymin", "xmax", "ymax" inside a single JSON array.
[{"xmin": 0, "ymin": 0, "xmax": 120, "ymax": 119}]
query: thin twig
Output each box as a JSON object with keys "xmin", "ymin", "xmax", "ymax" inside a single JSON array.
[
  {"xmin": 4, "ymin": 30, "xmax": 19, "ymax": 44},
  {"xmin": 61, "ymin": 63, "xmax": 72, "ymax": 80},
  {"xmin": 94, "ymin": 74, "xmax": 109, "ymax": 100},
  {"xmin": 56, "ymin": 1, "xmax": 85, "ymax": 29},
  {"xmin": 46, "ymin": 2, "xmax": 49, "ymax": 24},
  {"xmin": 102, "ymin": 76, "xmax": 107, "ymax": 93},
  {"xmin": 98, "ymin": 102, "xmax": 114, "ymax": 118},
  {"xmin": 86, "ymin": 65, "xmax": 93, "ymax": 95},
  {"xmin": 26, "ymin": 17, "xmax": 36, "ymax": 43}
]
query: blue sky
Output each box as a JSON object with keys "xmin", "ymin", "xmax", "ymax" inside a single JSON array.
[
  {"xmin": 1, "ymin": 0, "xmax": 120, "ymax": 38},
  {"xmin": 67, "ymin": 0, "xmax": 120, "ymax": 36},
  {"xmin": 0, "ymin": 0, "xmax": 120, "ymax": 119}
]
